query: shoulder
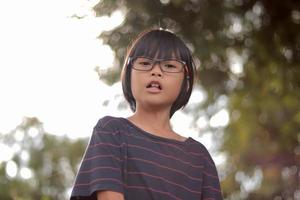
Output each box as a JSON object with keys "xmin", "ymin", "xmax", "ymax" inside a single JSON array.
[
  {"xmin": 188, "ymin": 138, "xmax": 215, "ymax": 164},
  {"xmin": 188, "ymin": 138, "xmax": 209, "ymax": 152},
  {"xmin": 93, "ymin": 116, "xmax": 129, "ymax": 138},
  {"xmin": 92, "ymin": 116, "xmax": 127, "ymax": 144},
  {"xmin": 95, "ymin": 116, "xmax": 126, "ymax": 130}
]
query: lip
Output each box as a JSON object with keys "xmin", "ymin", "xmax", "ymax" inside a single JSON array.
[
  {"xmin": 146, "ymin": 80, "xmax": 162, "ymax": 93},
  {"xmin": 146, "ymin": 87, "xmax": 162, "ymax": 93}
]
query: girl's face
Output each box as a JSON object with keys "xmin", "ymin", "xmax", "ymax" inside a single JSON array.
[{"xmin": 130, "ymin": 56, "xmax": 185, "ymax": 112}]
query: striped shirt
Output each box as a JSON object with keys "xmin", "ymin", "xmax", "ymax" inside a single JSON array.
[{"xmin": 70, "ymin": 116, "xmax": 223, "ymax": 200}]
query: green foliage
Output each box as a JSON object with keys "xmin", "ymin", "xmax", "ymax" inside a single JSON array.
[
  {"xmin": 0, "ymin": 117, "xmax": 87, "ymax": 200},
  {"xmin": 93, "ymin": 0, "xmax": 300, "ymax": 199}
]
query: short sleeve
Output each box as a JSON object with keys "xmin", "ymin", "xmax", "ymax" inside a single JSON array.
[
  {"xmin": 200, "ymin": 146, "xmax": 223, "ymax": 200},
  {"xmin": 70, "ymin": 116, "xmax": 126, "ymax": 200}
]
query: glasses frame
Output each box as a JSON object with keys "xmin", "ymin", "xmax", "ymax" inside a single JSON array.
[{"xmin": 129, "ymin": 56, "xmax": 186, "ymax": 73}]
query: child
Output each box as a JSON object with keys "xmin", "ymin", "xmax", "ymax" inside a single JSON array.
[{"xmin": 70, "ymin": 29, "xmax": 223, "ymax": 200}]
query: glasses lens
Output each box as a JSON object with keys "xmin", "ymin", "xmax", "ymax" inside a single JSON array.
[
  {"xmin": 132, "ymin": 57, "xmax": 185, "ymax": 72},
  {"xmin": 161, "ymin": 60, "xmax": 184, "ymax": 73},
  {"xmin": 133, "ymin": 57, "xmax": 153, "ymax": 71}
]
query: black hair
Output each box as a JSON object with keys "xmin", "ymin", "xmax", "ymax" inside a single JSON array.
[{"xmin": 121, "ymin": 29, "xmax": 196, "ymax": 118}]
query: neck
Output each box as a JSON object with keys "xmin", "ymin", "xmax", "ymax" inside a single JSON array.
[
  {"xmin": 128, "ymin": 106, "xmax": 172, "ymax": 133},
  {"xmin": 127, "ymin": 106, "xmax": 187, "ymax": 142}
]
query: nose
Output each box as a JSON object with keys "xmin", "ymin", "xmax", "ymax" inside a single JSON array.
[{"xmin": 150, "ymin": 61, "xmax": 163, "ymax": 77}]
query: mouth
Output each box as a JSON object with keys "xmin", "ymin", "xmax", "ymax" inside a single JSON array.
[{"xmin": 146, "ymin": 81, "xmax": 162, "ymax": 90}]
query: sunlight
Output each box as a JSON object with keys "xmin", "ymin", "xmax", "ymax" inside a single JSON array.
[
  {"xmin": 227, "ymin": 49, "xmax": 244, "ymax": 76},
  {"xmin": 209, "ymin": 109, "xmax": 230, "ymax": 128},
  {"xmin": 20, "ymin": 151, "xmax": 30, "ymax": 162},
  {"xmin": 20, "ymin": 167, "xmax": 33, "ymax": 179},
  {"xmin": 235, "ymin": 167, "xmax": 263, "ymax": 195},
  {"xmin": 0, "ymin": 0, "xmax": 124, "ymax": 138},
  {"xmin": 0, "ymin": 144, "xmax": 14, "ymax": 163},
  {"xmin": 5, "ymin": 160, "xmax": 18, "ymax": 178},
  {"xmin": 14, "ymin": 129, "xmax": 25, "ymax": 142},
  {"xmin": 196, "ymin": 116, "xmax": 208, "ymax": 129}
]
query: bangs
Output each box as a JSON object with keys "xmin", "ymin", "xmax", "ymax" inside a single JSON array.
[{"xmin": 129, "ymin": 30, "xmax": 187, "ymax": 61}]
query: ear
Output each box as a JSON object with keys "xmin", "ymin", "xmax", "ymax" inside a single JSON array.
[
  {"xmin": 184, "ymin": 65, "xmax": 190, "ymax": 91},
  {"xmin": 186, "ymin": 76, "xmax": 190, "ymax": 91}
]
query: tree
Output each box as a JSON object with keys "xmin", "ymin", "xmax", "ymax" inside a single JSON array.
[
  {"xmin": 0, "ymin": 117, "xmax": 86, "ymax": 199},
  {"xmin": 92, "ymin": 0, "xmax": 300, "ymax": 199}
]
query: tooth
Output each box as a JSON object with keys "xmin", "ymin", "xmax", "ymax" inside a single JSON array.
[{"xmin": 149, "ymin": 83, "xmax": 160, "ymax": 88}]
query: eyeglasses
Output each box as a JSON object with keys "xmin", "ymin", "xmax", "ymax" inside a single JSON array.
[{"xmin": 130, "ymin": 56, "xmax": 186, "ymax": 73}]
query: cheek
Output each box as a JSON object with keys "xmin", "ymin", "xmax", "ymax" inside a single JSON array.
[
  {"xmin": 130, "ymin": 72, "xmax": 142, "ymax": 98},
  {"xmin": 175, "ymin": 80, "xmax": 184, "ymax": 96},
  {"xmin": 168, "ymin": 76, "xmax": 185, "ymax": 98}
]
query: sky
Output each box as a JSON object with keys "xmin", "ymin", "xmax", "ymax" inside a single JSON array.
[
  {"xmin": 0, "ymin": 0, "xmax": 229, "ymax": 168},
  {"xmin": 0, "ymin": 0, "xmax": 123, "ymax": 138}
]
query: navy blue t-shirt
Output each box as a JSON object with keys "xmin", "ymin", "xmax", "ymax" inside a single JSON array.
[{"xmin": 71, "ymin": 116, "xmax": 223, "ymax": 200}]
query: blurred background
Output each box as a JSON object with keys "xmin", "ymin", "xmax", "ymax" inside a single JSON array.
[{"xmin": 0, "ymin": 0, "xmax": 299, "ymax": 199}]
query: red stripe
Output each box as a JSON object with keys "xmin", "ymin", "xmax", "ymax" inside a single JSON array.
[
  {"xmin": 89, "ymin": 142, "xmax": 126, "ymax": 148},
  {"xmin": 98, "ymin": 118, "xmax": 211, "ymax": 162},
  {"xmin": 202, "ymin": 170, "xmax": 219, "ymax": 179},
  {"xmin": 73, "ymin": 177, "xmax": 185, "ymax": 200},
  {"xmin": 94, "ymin": 127, "xmax": 215, "ymax": 167},
  {"xmin": 74, "ymin": 177, "xmax": 123, "ymax": 187},
  {"xmin": 79, "ymin": 166, "xmax": 120, "ymax": 174},
  {"xmin": 78, "ymin": 166, "xmax": 203, "ymax": 193},
  {"xmin": 127, "ymin": 144, "xmax": 204, "ymax": 169},
  {"xmin": 128, "ymin": 131, "xmax": 215, "ymax": 167},
  {"xmin": 88, "ymin": 141, "xmax": 203, "ymax": 169},
  {"xmin": 125, "ymin": 185, "xmax": 182, "ymax": 200},
  {"xmin": 84, "ymin": 142, "xmax": 218, "ymax": 178},
  {"xmin": 203, "ymin": 186, "xmax": 222, "ymax": 193},
  {"xmin": 83, "ymin": 152, "xmax": 219, "ymax": 180},
  {"xmin": 75, "ymin": 180, "xmax": 182, "ymax": 200},
  {"xmin": 81, "ymin": 153, "xmax": 202, "ymax": 182},
  {"xmin": 127, "ymin": 157, "xmax": 203, "ymax": 182},
  {"xmin": 126, "ymin": 171, "xmax": 202, "ymax": 194},
  {"xmin": 83, "ymin": 154, "xmax": 123, "ymax": 162}
]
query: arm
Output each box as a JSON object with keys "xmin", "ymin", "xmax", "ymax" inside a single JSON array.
[{"xmin": 97, "ymin": 191, "xmax": 124, "ymax": 200}]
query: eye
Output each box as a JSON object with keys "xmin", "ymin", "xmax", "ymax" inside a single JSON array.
[
  {"xmin": 164, "ymin": 64, "xmax": 177, "ymax": 68},
  {"xmin": 139, "ymin": 61, "xmax": 152, "ymax": 66},
  {"xmin": 135, "ymin": 58, "xmax": 153, "ymax": 66},
  {"xmin": 162, "ymin": 61, "xmax": 179, "ymax": 68}
]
